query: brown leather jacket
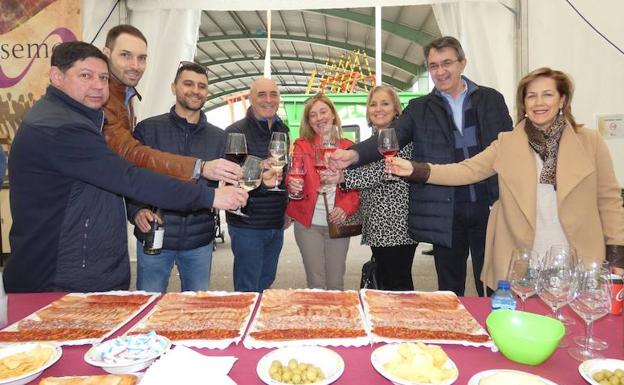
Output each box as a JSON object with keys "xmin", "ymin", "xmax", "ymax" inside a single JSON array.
[{"xmin": 103, "ymin": 76, "xmax": 197, "ymax": 182}]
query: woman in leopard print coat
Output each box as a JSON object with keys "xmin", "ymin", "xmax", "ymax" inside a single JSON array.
[{"xmin": 331, "ymin": 86, "xmax": 417, "ymax": 290}]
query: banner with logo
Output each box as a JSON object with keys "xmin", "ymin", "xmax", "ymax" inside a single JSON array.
[{"xmin": 0, "ymin": 0, "xmax": 82, "ymax": 161}]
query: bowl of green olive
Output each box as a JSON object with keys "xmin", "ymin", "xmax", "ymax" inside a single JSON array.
[
  {"xmin": 256, "ymin": 346, "xmax": 344, "ymax": 385},
  {"xmin": 579, "ymin": 359, "xmax": 624, "ymax": 385}
]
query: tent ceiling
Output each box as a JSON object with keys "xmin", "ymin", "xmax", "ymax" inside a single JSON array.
[{"xmin": 196, "ymin": 6, "xmax": 441, "ymax": 109}]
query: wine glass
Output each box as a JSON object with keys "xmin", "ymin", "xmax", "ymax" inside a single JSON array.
[
  {"xmin": 320, "ymin": 125, "xmax": 339, "ymax": 150},
  {"xmin": 573, "ymin": 260, "xmax": 611, "ymax": 351},
  {"xmin": 224, "ymin": 133, "xmax": 247, "ymax": 166},
  {"xmin": 224, "ymin": 133, "xmax": 248, "ymax": 216},
  {"xmin": 377, "ymin": 127, "xmax": 399, "ymax": 181},
  {"xmin": 537, "ymin": 247, "xmax": 576, "ymax": 347},
  {"xmin": 547, "ymin": 245, "xmax": 578, "ymax": 325},
  {"xmin": 233, "ymin": 155, "xmax": 263, "ymax": 217},
  {"xmin": 287, "ymin": 153, "xmax": 306, "ymax": 200},
  {"xmin": 314, "ymin": 145, "xmax": 330, "ymax": 193},
  {"xmin": 507, "ymin": 249, "xmax": 540, "ymax": 311},
  {"xmin": 567, "ymin": 262, "xmax": 611, "ymax": 361},
  {"xmin": 267, "ymin": 132, "xmax": 288, "ymax": 192}
]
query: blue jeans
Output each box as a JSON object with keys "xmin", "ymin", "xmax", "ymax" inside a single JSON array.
[
  {"xmin": 228, "ymin": 225, "xmax": 284, "ymax": 292},
  {"xmin": 136, "ymin": 241, "xmax": 213, "ymax": 293}
]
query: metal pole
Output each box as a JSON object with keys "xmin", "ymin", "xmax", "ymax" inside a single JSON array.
[{"xmin": 375, "ymin": 6, "xmax": 382, "ymax": 86}]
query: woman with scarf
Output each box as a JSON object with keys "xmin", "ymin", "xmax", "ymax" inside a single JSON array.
[{"xmin": 388, "ymin": 67, "xmax": 624, "ymax": 292}]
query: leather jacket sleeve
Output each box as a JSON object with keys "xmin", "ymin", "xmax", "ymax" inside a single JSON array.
[{"xmin": 103, "ymin": 101, "xmax": 198, "ymax": 183}]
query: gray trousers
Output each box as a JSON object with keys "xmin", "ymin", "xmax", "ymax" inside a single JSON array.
[{"xmin": 293, "ymin": 221, "xmax": 350, "ymax": 290}]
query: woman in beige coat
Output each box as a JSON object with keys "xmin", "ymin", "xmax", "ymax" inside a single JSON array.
[{"xmin": 388, "ymin": 67, "xmax": 624, "ymax": 292}]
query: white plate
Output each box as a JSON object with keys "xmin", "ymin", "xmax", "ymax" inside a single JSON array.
[
  {"xmin": 579, "ymin": 358, "xmax": 624, "ymax": 385},
  {"xmin": 256, "ymin": 346, "xmax": 344, "ymax": 385},
  {"xmin": 0, "ymin": 343, "xmax": 62, "ymax": 385},
  {"xmin": 370, "ymin": 343, "xmax": 458, "ymax": 385},
  {"xmin": 467, "ymin": 369, "xmax": 559, "ymax": 385},
  {"xmin": 84, "ymin": 334, "xmax": 171, "ymax": 374}
]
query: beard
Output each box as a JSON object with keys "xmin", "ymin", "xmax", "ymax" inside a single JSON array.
[{"xmin": 176, "ymin": 94, "xmax": 205, "ymax": 112}]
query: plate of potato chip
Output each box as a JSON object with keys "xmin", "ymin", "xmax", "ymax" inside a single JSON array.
[
  {"xmin": 0, "ymin": 343, "xmax": 62, "ymax": 385},
  {"xmin": 371, "ymin": 342, "xmax": 458, "ymax": 385}
]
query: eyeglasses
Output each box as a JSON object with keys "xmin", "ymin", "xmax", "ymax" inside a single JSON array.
[{"xmin": 426, "ymin": 59, "xmax": 460, "ymax": 72}]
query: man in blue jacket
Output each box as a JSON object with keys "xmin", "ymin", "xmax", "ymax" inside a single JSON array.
[
  {"xmin": 225, "ymin": 78, "xmax": 290, "ymax": 292},
  {"xmin": 330, "ymin": 36, "xmax": 512, "ymax": 296},
  {"xmin": 127, "ymin": 62, "xmax": 234, "ymax": 292},
  {"xmin": 5, "ymin": 42, "xmax": 248, "ymax": 293}
]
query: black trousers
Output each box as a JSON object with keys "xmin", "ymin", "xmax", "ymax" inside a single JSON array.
[
  {"xmin": 372, "ymin": 244, "xmax": 417, "ymax": 291},
  {"xmin": 433, "ymin": 201, "xmax": 489, "ymax": 297}
]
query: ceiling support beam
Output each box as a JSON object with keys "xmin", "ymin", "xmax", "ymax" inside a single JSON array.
[{"xmin": 198, "ymin": 33, "xmax": 426, "ymax": 76}]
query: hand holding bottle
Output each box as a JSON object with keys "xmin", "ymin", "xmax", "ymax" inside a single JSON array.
[{"xmin": 134, "ymin": 208, "xmax": 163, "ymax": 233}]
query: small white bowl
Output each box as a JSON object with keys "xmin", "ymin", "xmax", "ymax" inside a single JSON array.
[
  {"xmin": 579, "ymin": 358, "xmax": 624, "ymax": 385},
  {"xmin": 84, "ymin": 334, "xmax": 170, "ymax": 374},
  {"xmin": 256, "ymin": 346, "xmax": 344, "ymax": 385},
  {"xmin": 0, "ymin": 343, "xmax": 62, "ymax": 385}
]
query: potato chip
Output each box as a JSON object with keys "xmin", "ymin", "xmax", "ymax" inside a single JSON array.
[
  {"xmin": 0, "ymin": 344, "xmax": 54, "ymax": 379},
  {"xmin": 383, "ymin": 342, "xmax": 457, "ymax": 384}
]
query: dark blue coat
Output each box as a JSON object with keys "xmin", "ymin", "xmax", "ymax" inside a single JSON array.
[
  {"xmin": 127, "ymin": 108, "xmax": 224, "ymax": 250},
  {"xmin": 353, "ymin": 81, "xmax": 512, "ymax": 247},
  {"xmin": 225, "ymin": 108, "xmax": 289, "ymax": 229},
  {"xmin": 5, "ymin": 86, "xmax": 216, "ymax": 293}
]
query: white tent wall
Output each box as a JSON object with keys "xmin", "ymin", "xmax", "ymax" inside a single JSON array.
[
  {"xmin": 83, "ymin": 0, "xmax": 128, "ymax": 47},
  {"xmin": 433, "ymin": 1, "xmax": 517, "ymax": 119},
  {"xmin": 527, "ymin": 0, "xmax": 624, "ymax": 185},
  {"xmin": 129, "ymin": 9, "xmax": 201, "ymax": 120}
]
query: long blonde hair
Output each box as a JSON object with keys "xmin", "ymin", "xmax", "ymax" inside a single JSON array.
[
  {"xmin": 299, "ymin": 93, "xmax": 343, "ymax": 142},
  {"xmin": 516, "ymin": 67, "xmax": 578, "ymax": 130}
]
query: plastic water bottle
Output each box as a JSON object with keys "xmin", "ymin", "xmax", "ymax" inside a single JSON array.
[{"xmin": 491, "ymin": 280, "xmax": 516, "ymax": 311}]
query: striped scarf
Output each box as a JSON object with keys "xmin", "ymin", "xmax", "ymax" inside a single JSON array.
[{"xmin": 525, "ymin": 115, "xmax": 566, "ymax": 187}]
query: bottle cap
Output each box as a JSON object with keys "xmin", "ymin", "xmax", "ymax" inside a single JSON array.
[{"xmin": 497, "ymin": 280, "xmax": 510, "ymax": 290}]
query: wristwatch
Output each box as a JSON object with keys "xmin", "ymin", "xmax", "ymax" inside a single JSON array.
[{"xmin": 192, "ymin": 159, "xmax": 203, "ymax": 180}]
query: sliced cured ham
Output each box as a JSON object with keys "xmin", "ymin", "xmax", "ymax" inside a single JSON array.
[
  {"xmin": 361, "ymin": 290, "xmax": 492, "ymax": 346},
  {"xmin": 127, "ymin": 292, "xmax": 258, "ymax": 349},
  {"xmin": 244, "ymin": 289, "xmax": 369, "ymax": 348},
  {"xmin": 0, "ymin": 293, "xmax": 155, "ymax": 344}
]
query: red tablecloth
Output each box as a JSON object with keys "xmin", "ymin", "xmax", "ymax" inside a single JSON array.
[{"xmin": 7, "ymin": 293, "xmax": 623, "ymax": 385}]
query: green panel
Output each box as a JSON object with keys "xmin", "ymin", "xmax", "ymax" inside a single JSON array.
[{"xmin": 281, "ymin": 92, "xmax": 423, "ymax": 140}]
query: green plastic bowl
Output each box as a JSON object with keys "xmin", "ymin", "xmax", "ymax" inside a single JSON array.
[{"xmin": 486, "ymin": 310, "xmax": 565, "ymax": 365}]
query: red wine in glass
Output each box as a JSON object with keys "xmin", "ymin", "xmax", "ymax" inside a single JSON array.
[
  {"xmin": 225, "ymin": 152, "xmax": 247, "ymax": 165},
  {"xmin": 380, "ymin": 149, "xmax": 398, "ymax": 158}
]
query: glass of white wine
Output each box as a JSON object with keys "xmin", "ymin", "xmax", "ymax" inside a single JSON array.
[
  {"xmin": 234, "ymin": 155, "xmax": 263, "ymax": 217},
  {"xmin": 267, "ymin": 132, "xmax": 288, "ymax": 192},
  {"xmin": 507, "ymin": 248, "xmax": 540, "ymax": 311}
]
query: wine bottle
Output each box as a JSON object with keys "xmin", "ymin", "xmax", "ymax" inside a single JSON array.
[{"xmin": 143, "ymin": 208, "xmax": 164, "ymax": 255}]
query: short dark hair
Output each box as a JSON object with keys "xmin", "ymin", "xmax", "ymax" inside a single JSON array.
[
  {"xmin": 423, "ymin": 36, "xmax": 466, "ymax": 64},
  {"xmin": 51, "ymin": 41, "xmax": 108, "ymax": 72},
  {"xmin": 105, "ymin": 24, "xmax": 147, "ymax": 49},
  {"xmin": 174, "ymin": 61, "xmax": 209, "ymax": 83}
]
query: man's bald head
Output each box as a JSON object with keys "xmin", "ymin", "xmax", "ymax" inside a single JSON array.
[{"xmin": 250, "ymin": 78, "xmax": 280, "ymax": 121}]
